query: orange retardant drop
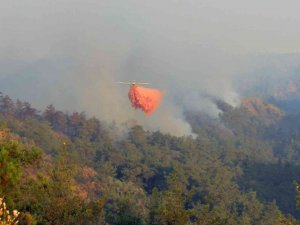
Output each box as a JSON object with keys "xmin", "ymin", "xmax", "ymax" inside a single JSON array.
[{"xmin": 128, "ymin": 85, "xmax": 163, "ymax": 115}]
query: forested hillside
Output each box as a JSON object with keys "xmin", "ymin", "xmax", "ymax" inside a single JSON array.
[{"xmin": 0, "ymin": 93, "xmax": 300, "ymax": 225}]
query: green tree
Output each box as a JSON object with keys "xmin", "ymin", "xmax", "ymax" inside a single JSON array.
[{"xmin": 149, "ymin": 172, "xmax": 191, "ymax": 225}]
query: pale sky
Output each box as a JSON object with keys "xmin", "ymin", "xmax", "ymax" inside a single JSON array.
[
  {"xmin": 0, "ymin": 0, "xmax": 300, "ymax": 60},
  {"xmin": 0, "ymin": 0, "xmax": 299, "ymax": 135}
]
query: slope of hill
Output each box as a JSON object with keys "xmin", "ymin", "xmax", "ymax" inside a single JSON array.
[
  {"xmin": 0, "ymin": 93, "xmax": 299, "ymax": 224},
  {"xmin": 236, "ymin": 53, "xmax": 300, "ymax": 114}
]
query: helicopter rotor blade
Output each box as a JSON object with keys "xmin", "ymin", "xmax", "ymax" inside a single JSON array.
[
  {"xmin": 117, "ymin": 82, "xmax": 131, "ymax": 85},
  {"xmin": 136, "ymin": 83, "xmax": 151, "ymax": 85},
  {"xmin": 116, "ymin": 81, "xmax": 151, "ymax": 86}
]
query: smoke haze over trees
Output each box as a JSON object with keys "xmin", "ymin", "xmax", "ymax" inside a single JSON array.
[
  {"xmin": 1, "ymin": 2, "xmax": 300, "ymax": 223},
  {"xmin": 0, "ymin": 92, "xmax": 300, "ymax": 224},
  {"xmin": 1, "ymin": 0, "xmax": 300, "ymax": 135}
]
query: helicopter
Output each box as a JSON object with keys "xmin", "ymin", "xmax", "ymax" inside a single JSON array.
[{"xmin": 117, "ymin": 80, "xmax": 151, "ymax": 86}]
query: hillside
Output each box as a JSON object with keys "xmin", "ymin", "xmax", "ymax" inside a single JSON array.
[
  {"xmin": 236, "ymin": 55, "xmax": 300, "ymax": 114},
  {"xmin": 0, "ymin": 93, "xmax": 300, "ymax": 224}
]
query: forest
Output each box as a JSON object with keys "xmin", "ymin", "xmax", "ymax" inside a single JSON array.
[{"xmin": 0, "ymin": 93, "xmax": 300, "ymax": 225}]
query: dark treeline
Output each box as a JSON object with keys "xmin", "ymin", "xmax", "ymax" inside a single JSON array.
[{"xmin": 0, "ymin": 93, "xmax": 300, "ymax": 225}]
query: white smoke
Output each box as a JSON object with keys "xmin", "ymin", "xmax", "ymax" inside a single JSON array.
[{"xmin": 0, "ymin": 0, "xmax": 299, "ymax": 135}]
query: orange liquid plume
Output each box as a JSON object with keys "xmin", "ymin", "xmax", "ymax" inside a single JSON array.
[{"xmin": 128, "ymin": 85, "xmax": 163, "ymax": 115}]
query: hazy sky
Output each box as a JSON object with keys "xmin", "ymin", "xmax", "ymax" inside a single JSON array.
[
  {"xmin": 1, "ymin": 0, "xmax": 300, "ymax": 58},
  {"xmin": 0, "ymin": 0, "xmax": 299, "ymax": 135}
]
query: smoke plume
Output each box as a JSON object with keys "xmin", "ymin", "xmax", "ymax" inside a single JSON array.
[{"xmin": 0, "ymin": 0, "xmax": 299, "ymax": 136}]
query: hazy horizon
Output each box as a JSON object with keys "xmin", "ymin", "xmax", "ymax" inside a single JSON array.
[{"xmin": 1, "ymin": 0, "xmax": 300, "ymax": 135}]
